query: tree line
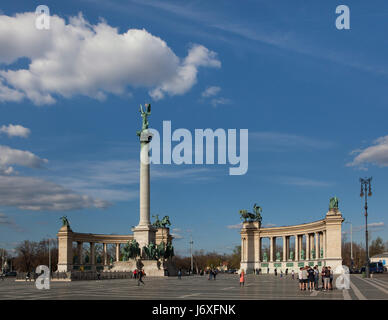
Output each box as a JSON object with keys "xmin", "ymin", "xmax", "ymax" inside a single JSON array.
[{"xmin": 1, "ymin": 237, "xmax": 387, "ymax": 273}]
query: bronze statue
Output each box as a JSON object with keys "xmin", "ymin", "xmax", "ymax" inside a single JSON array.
[
  {"xmin": 329, "ymin": 196, "xmax": 339, "ymax": 210},
  {"xmin": 60, "ymin": 216, "xmax": 70, "ymax": 227},
  {"xmin": 239, "ymin": 203, "xmax": 263, "ymax": 225},
  {"xmin": 121, "ymin": 240, "xmax": 140, "ymax": 260},
  {"xmin": 160, "ymin": 215, "xmax": 171, "ymax": 228},
  {"xmin": 143, "ymin": 242, "xmax": 158, "ymax": 260},
  {"xmin": 152, "ymin": 215, "xmax": 171, "ymax": 228},
  {"xmin": 290, "ymin": 251, "xmax": 294, "ymax": 260},
  {"xmin": 276, "ymin": 252, "xmax": 281, "ymax": 261},
  {"xmin": 137, "ymin": 103, "xmax": 151, "ymax": 136}
]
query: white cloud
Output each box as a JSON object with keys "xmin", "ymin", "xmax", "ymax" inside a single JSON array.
[
  {"xmin": 211, "ymin": 97, "xmax": 231, "ymax": 107},
  {"xmin": 0, "ymin": 175, "xmax": 109, "ymax": 211},
  {"xmin": 278, "ymin": 176, "xmax": 332, "ymax": 187},
  {"xmin": 347, "ymin": 136, "xmax": 388, "ymax": 168},
  {"xmin": 0, "ymin": 212, "xmax": 23, "ymax": 232},
  {"xmin": 250, "ymin": 132, "xmax": 335, "ymax": 150},
  {"xmin": 351, "ymin": 222, "xmax": 385, "ymax": 233},
  {"xmin": 0, "ymin": 12, "xmax": 220, "ymax": 105},
  {"xmin": 201, "ymin": 86, "xmax": 221, "ymax": 97},
  {"xmin": 227, "ymin": 223, "xmax": 242, "ymax": 229},
  {"xmin": 0, "ymin": 145, "xmax": 48, "ymax": 174},
  {"xmin": 0, "ymin": 124, "xmax": 30, "ymax": 138}
]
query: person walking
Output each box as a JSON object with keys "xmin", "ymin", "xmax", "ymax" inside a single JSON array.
[
  {"xmin": 213, "ymin": 269, "xmax": 217, "ymax": 280},
  {"xmin": 239, "ymin": 269, "xmax": 245, "ymax": 287},
  {"xmin": 137, "ymin": 269, "xmax": 145, "ymax": 286},
  {"xmin": 274, "ymin": 268, "xmax": 277, "ymax": 276},
  {"xmin": 321, "ymin": 267, "xmax": 325, "ymax": 289},
  {"xmin": 291, "ymin": 270, "xmax": 295, "ymax": 280}
]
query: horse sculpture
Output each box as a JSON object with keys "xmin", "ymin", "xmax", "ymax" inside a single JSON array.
[
  {"xmin": 239, "ymin": 203, "xmax": 263, "ymax": 226},
  {"xmin": 122, "ymin": 239, "xmax": 140, "ymax": 260}
]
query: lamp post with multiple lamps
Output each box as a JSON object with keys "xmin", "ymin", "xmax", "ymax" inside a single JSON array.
[{"xmin": 360, "ymin": 177, "xmax": 372, "ymax": 278}]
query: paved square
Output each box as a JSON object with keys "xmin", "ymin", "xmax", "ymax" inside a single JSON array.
[{"xmin": 1, "ymin": 274, "xmax": 387, "ymax": 300}]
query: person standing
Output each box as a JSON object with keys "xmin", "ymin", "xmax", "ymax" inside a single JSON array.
[
  {"xmin": 291, "ymin": 270, "xmax": 295, "ymax": 280},
  {"xmin": 274, "ymin": 268, "xmax": 277, "ymax": 276},
  {"xmin": 302, "ymin": 266, "xmax": 308, "ymax": 290},
  {"xmin": 298, "ymin": 267, "xmax": 303, "ymax": 290},
  {"xmin": 329, "ymin": 267, "xmax": 333, "ymax": 290},
  {"xmin": 178, "ymin": 269, "xmax": 182, "ymax": 280},
  {"xmin": 323, "ymin": 267, "xmax": 330, "ymax": 291},
  {"xmin": 213, "ymin": 269, "xmax": 217, "ymax": 280},
  {"xmin": 314, "ymin": 266, "xmax": 319, "ymax": 290},
  {"xmin": 239, "ymin": 269, "xmax": 245, "ymax": 287},
  {"xmin": 307, "ymin": 267, "xmax": 315, "ymax": 292}
]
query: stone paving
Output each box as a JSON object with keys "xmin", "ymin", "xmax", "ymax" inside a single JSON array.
[{"xmin": 0, "ymin": 273, "xmax": 387, "ymax": 300}]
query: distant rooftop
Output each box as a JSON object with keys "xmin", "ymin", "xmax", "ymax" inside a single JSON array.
[{"xmin": 371, "ymin": 252, "xmax": 388, "ymax": 258}]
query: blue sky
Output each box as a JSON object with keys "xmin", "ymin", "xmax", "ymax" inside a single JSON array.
[{"xmin": 0, "ymin": 0, "xmax": 388, "ymax": 256}]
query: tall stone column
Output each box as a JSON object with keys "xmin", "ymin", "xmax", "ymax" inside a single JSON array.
[
  {"xmin": 319, "ymin": 232, "xmax": 323, "ymax": 258},
  {"xmin": 133, "ymin": 124, "xmax": 156, "ymax": 250},
  {"xmin": 57, "ymin": 224, "xmax": 73, "ymax": 272},
  {"xmin": 116, "ymin": 243, "xmax": 120, "ymax": 262},
  {"xmin": 258, "ymin": 237, "xmax": 261, "ymax": 262},
  {"xmin": 270, "ymin": 237, "xmax": 274, "ymax": 262},
  {"xmin": 306, "ymin": 234, "xmax": 310, "ymax": 260},
  {"xmin": 295, "ymin": 235, "xmax": 299, "ymax": 261},
  {"xmin": 282, "ymin": 236, "xmax": 287, "ymax": 261},
  {"xmin": 315, "ymin": 233, "xmax": 318, "ymax": 260}
]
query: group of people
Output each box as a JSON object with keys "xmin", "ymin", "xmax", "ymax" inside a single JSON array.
[
  {"xmin": 208, "ymin": 268, "xmax": 218, "ymax": 280},
  {"xmin": 132, "ymin": 269, "xmax": 146, "ymax": 286},
  {"xmin": 298, "ymin": 265, "xmax": 334, "ymax": 291}
]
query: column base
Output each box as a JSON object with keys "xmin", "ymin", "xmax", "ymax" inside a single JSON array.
[
  {"xmin": 57, "ymin": 264, "xmax": 72, "ymax": 272},
  {"xmin": 132, "ymin": 225, "xmax": 156, "ymax": 250}
]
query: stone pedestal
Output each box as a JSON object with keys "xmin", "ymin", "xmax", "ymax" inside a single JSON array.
[
  {"xmin": 111, "ymin": 259, "xmax": 177, "ymax": 276},
  {"xmin": 57, "ymin": 225, "xmax": 73, "ymax": 272},
  {"xmin": 132, "ymin": 225, "xmax": 156, "ymax": 250}
]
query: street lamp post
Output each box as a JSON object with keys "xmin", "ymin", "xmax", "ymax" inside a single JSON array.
[
  {"xmin": 360, "ymin": 177, "xmax": 372, "ymax": 278},
  {"xmin": 345, "ymin": 221, "xmax": 353, "ymax": 269},
  {"xmin": 189, "ymin": 235, "xmax": 193, "ymax": 275}
]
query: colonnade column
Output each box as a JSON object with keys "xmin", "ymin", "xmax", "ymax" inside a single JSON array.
[
  {"xmin": 315, "ymin": 233, "xmax": 319, "ymax": 260},
  {"xmin": 90, "ymin": 242, "xmax": 95, "ymax": 267},
  {"xmin": 257, "ymin": 237, "xmax": 261, "ymax": 262},
  {"xmin": 270, "ymin": 237, "xmax": 274, "ymax": 262},
  {"xmin": 306, "ymin": 234, "xmax": 310, "ymax": 260},
  {"xmin": 322, "ymin": 231, "xmax": 326, "ymax": 259},
  {"xmin": 77, "ymin": 242, "xmax": 83, "ymax": 265},
  {"xmin": 282, "ymin": 236, "xmax": 287, "ymax": 261},
  {"xmin": 295, "ymin": 235, "xmax": 299, "ymax": 261},
  {"xmin": 103, "ymin": 243, "xmax": 108, "ymax": 266},
  {"xmin": 319, "ymin": 232, "xmax": 323, "ymax": 258},
  {"xmin": 116, "ymin": 243, "xmax": 120, "ymax": 262}
]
